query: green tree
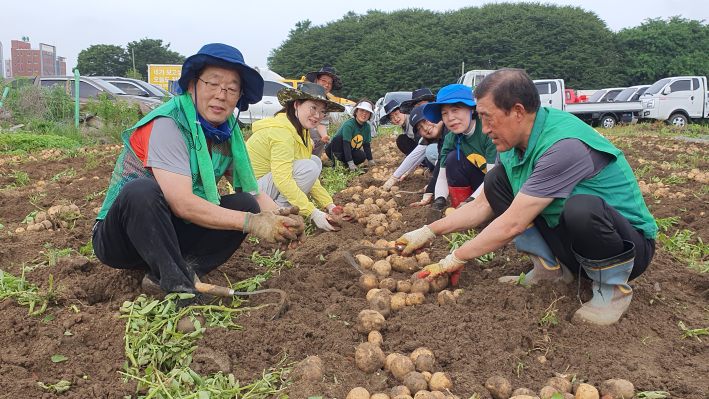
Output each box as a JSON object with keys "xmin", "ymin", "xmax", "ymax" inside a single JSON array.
[
  {"xmin": 126, "ymin": 38, "xmax": 185, "ymax": 81},
  {"xmin": 76, "ymin": 44, "xmax": 127, "ymax": 76},
  {"xmin": 268, "ymin": 4, "xmax": 624, "ymax": 99},
  {"xmin": 616, "ymin": 17, "xmax": 709, "ymax": 85}
]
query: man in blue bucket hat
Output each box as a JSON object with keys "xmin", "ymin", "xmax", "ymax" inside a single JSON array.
[
  {"xmin": 92, "ymin": 44, "xmax": 305, "ymax": 306},
  {"xmin": 421, "ymin": 84, "xmax": 497, "ymax": 223},
  {"xmin": 396, "ymin": 69, "xmax": 656, "ymax": 325}
]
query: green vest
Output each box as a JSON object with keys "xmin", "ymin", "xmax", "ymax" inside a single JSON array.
[
  {"xmin": 500, "ymin": 107, "xmax": 657, "ymax": 239},
  {"xmin": 97, "ymin": 94, "xmax": 259, "ymax": 220}
]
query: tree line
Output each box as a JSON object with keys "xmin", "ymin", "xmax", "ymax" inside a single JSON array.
[
  {"xmin": 268, "ymin": 4, "xmax": 709, "ymax": 100},
  {"xmin": 76, "ymin": 38, "xmax": 185, "ymax": 80}
]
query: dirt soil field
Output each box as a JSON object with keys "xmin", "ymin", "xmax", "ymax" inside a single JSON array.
[{"xmin": 0, "ymin": 133, "xmax": 708, "ymax": 399}]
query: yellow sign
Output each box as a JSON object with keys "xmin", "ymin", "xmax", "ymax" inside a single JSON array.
[{"xmin": 148, "ymin": 64, "xmax": 182, "ymax": 90}]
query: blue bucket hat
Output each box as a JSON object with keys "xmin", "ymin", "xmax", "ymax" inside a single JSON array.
[
  {"xmin": 177, "ymin": 43, "xmax": 264, "ymax": 112},
  {"xmin": 423, "ymin": 84, "xmax": 476, "ymax": 123}
]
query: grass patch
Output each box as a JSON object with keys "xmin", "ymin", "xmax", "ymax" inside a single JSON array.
[
  {"xmin": 601, "ymin": 121, "xmax": 709, "ymax": 138},
  {"xmin": 443, "ymin": 229, "xmax": 495, "ymax": 263},
  {"xmin": 657, "ymin": 229, "xmax": 709, "ymax": 272},
  {"xmin": 0, "ymin": 132, "xmax": 81, "ymax": 154},
  {"xmin": 0, "ymin": 269, "xmax": 59, "ymax": 315},
  {"xmin": 655, "ymin": 216, "xmax": 680, "ymax": 231},
  {"xmin": 320, "ymin": 162, "xmax": 364, "ymax": 195}
]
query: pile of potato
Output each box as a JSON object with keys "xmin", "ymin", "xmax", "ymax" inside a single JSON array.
[
  {"xmin": 341, "ymin": 191, "xmax": 404, "ymax": 236},
  {"xmin": 485, "ymin": 374, "xmax": 636, "ymax": 399},
  {"xmin": 348, "ymin": 346, "xmax": 456, "ymax": 399},
  {"xmin": 15, "ymin": 204, "xmax": 81, "ymax": 233},
  {"xmin": 637, "ymin": 180, "xmax": 686, "ymax": 199}
]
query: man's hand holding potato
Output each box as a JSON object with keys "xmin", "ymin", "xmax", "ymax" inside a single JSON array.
[{"xmin": 395, "ymin": 225, "xmax": 436, "ymax": 256}]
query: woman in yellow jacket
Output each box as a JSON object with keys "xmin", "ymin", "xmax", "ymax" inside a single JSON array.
[{"xmin": 246, "ymin": 83, "xmax": 348, "ymax": 231}]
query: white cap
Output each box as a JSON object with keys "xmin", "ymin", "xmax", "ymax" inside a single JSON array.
[{"xmin": 352, "ymin": 101, "xmax": 374, "ymax": 115}]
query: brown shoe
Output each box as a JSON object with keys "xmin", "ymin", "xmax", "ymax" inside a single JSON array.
[{"xmin": 141, "ymin": 273, "xmax": 164, "ymax": 297}]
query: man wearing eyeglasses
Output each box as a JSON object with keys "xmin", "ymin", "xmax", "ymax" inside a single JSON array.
[{"xmin": 92, "ymin": 44, "xmax": 305, "ymax": 307}]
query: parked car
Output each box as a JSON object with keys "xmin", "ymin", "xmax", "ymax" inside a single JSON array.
[
  {"xmin": 586, "ymin": 87, "xmax": 626, "ymax": 103},
  {"xmin": 96, "ymin": 77, "xmax": 169, "ymax": 100},
  {"xmin": 457, "ymin": 70, "xmax": 496, "ymax": 88},
  {"xmin": 614, "ymin": 85, "xmax": 650, "ymax": 102},
  {"xmin": 641, "ymin": 76, "xmax": 709, "ymax": 126},
  {"xmin": 373, "ymin": 91, "xmax": 412, "ymax": 126},
  {"xmin": 237, "ymin": 80, "xmax": 291, "ymax": 125},
  {"xmin": 5, "ymin": 75, "xmax": 160, "ymax": 114}
]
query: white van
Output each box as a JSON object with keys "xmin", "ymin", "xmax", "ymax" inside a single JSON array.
[{"xmin": 641, "ymin": 76, "xmax": 709, "ymax": 126}]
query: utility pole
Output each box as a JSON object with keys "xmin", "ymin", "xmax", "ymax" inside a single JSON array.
[{"xmin": 462, "ymin": 61, "xmax": 465, "ymax": 76}]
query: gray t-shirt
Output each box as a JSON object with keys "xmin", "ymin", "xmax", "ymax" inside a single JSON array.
[
  {"xmin": 496, "ymin": 138, "xmax": 613, "ymax": 198},
  {"xmin": 145, "ymin": 117, "xmax": 233, "ymax": 177}
]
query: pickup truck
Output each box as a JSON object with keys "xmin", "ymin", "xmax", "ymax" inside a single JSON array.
[
  {"xmin": 564, "ymin": 89, "xmax": 587, "ymax": 103},
  {"xmin": 640, "ymin": 76, "xmax": 709, "ymax": 127},
  {"xmin": 533, "ymin": 79, "xmax": 643, "ymax": 128}
]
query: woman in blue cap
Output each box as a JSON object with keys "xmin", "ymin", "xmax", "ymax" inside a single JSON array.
[
  {"xmin": 421, "ymin": 84, "xmax": 498, "ymax": 222},
  {"xmin": 92, "ymin": 44, "xmax": 305, "ymax": 306}
]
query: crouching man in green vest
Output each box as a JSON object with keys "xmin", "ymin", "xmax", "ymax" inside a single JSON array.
[
  {"xmin": 396, "ymin": 69, "xmax": 657, "ymax": 325},
  {"xmin": 92, "ymin": 44, "xmax": 305, "ymax": 306}
]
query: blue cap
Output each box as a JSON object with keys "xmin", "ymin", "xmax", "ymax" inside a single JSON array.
[
  {"xmin": 409, "ymin": 104, "xmax": 428, "ymax": 128},
  {"xmin": 177, "ymin": 43, "xmax": 264, "ymax": 111},
  {"xmin": 423, "ymin": 84, "xmax": 476, "ymax": 123}
]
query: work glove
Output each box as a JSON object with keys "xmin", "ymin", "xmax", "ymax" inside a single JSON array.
[
  {"xmin": 368, "ymin": 159, "xmax": 376, "ymax": 166},
  {"xmin": 243, "ymin": 209, "xmax": 302, "ymax": 246},
  {"xmin": 269, "ymin": 206, "xmax": 306, "ymax": 248},
  {"xmin": 417, "ymin": 252, "xmax": 466, "ymax": 286},
  {"xmin": 383, "ymin": 175, "xmax": 398, "ymax": 191},
  {"xmin": 430, "ymin": 196, "xmax": 447, "ymax": 211},
  {"xmin": 395, "ymin": 225, "xmax": 436, "ymax": 257},
  {"xmin": 327, "ymin": 204, "xmax": 355, "ymax": 222},
  {"xmin": 410, "ymin": 192, "xmax": 433, "ymax": 207},
  {"xmin": 310, "ymin": 209, "xmax": 342, "ymax": 232},
  {"xmin": 347, "ymin": 161, "xmax": 357, "ymax": 172}
]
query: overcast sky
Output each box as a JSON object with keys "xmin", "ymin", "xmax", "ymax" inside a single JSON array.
[{"xmin": 2, "ymin": 0, "xmax": 707, "ymax": 74}]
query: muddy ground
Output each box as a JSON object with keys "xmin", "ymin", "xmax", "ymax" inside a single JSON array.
[{"xmin": 0, "ymin": 133, "xmax": 707, "ymax": 398}]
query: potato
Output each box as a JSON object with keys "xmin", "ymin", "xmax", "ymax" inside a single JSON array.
[
  {"xmin": 380, "ymin": 204, "xmax": 391, "ymax": 213},
  {"xmin": 405, "ymin": 292, "xmax": 425, "ymax": 306},
  {"xmin": 364, "ymin": 228, "xmax": 375, "ymax": 236},
  {"xmin": 410, "ymin": 280, "xmax": 430, "ymax": 294},
  {"xmin": 14, "ymin": 227, "xmax": 25, "ymax": 234},
  {"xmin": 512, "ymin": 388, "xmax": 536, "ymax": 397},
  {"xmin": 403, "ymin": 371, "xmax": 428, "ymax": 394},
  {"xmin": 485, "ymin": 376, "xmax": 512, "ymax": 399},
  {"xmin": 547, "ymin": 377, "xmax": 573, "ymax": 393},
  {"xmin": 362, "ymin": 239, "xmax": 374, "ymax": 246},
  {"xmin": 540, "ymin": 386, "xmax": 558, "ymax": 399},
  {"xmin": 387, "ymin": 208, "xmax": 397, "ymax": 216},
  {"xmin": 375, "ymin": 226, "xmax": 387, "ymax": 236},
  {"xmin": 390, "ymin": 355, "xmax": 415, "ymax": 381},
  {"xmin": 437, "ymin": 290, "xmax": 456, "ymax": 305},
  {"xmin": 391, "ymin": 211, "xmax": 403, "ymax": 220},
  {"xmin": 444, "ymin": 207, "xmax": 455, "ymax": 216},
  {"xmin": 176, "ymin": 314, "xmax": 206, "ymax": 333},
  {"xmin": 347, "ymin": 387, "xmax": 371, "ymax": 399},
  {"xmin": 368, "ymin": 330, "xmax": 384, "ymax": 347},
  {"xmin": 364, "ymin": 198, "xmax": 374, "ymax": 205},
  {"xmin": 34, "ymin": 212, "xmax": 47, "ymax": 223},
  {"xmin": 371, "ymin": 394, "xmax": 390, "ymax": 399},
  {"xmin": 416, "ymin": 253, "xmax": 431, "ymax": 268},
  {"xmin": 396, "ymin": 280, "xmax": 412, "ymax": 293},
  {"xmin": 376, "ymin": 198, "xmax": 387, "ymax": 207},
  {"xmin": 391, "ymin": 386, "xmax": 411, "ymax": 397},
  {"xmin": 390, "ymin": 186, "xmax": 400, "ymax": 193},
  {"xmin": 366, "ymin": 288, "xmax": 382, "ymax": 301},
  {"xmin": 368, "ymin": 220, "xmax": 382, "ymax": 229},
  {"xmin": 391, "ymin": 256, "xmax": 420, "ymax": 273},
  {"xmin": 290, "ymin": 356, "xmax": 324, "ymax": 382},
  {"xmin": 600, "ymin": 379, "xmax": 634, "ymax": 399},
  {"xmin": 355, "ymin": 342, "xmax": 385, "ymax": 373},
  {"xmin": 373, "ymin": 260, "xmax": 392, "ymax": 277},
  {"xmin": 391, "ymin": 292, "xmax": 408, "ymax": 309},
  {"xmin": 357, "ymin": 310, "xmax": 386, "ymax": 334},
  {"xmin": 414, "ymin": 353, "xmax": 434, "ymax": 372},
  {"xmin": 575, "ymin": 384, "xmax": 599, "ymax": 399},
  {"xmin": 413, "ymin": 391, "xmax": 436, "ymax": 399},
  {"xmin": 430, "ymin": 392, "xmax": 445, "ymax": 399},
  {"xmin": 42, "ymin": 220, "xmax": 53, "ymax": 230},
  {"xmin": 360, "ymin": 274, "xmax": 380, "ymax": 292},
  {"xmin": 369, "ymin": 291, "xmax": 391, "ymax": 318},
  {"xmin": 385, "ymin": 353, "xmax": 405, "ymax": 370},
  {"xmin": 393, "ymin": 396, "xmax": 413, "ymax": 399},
  {"xmin": 453, "ymin": 289, "xmax": 464, "ymax": 298},
  {"xmin": 388, "ymin": 219, "xmax": 402, "ymax": 232},
  {"xmin": 429, "ymin": 372, "xmax": 452, "ymax": 391},
  {"xmin": 562, "ymin": 394, "xmax": 574, "ymax": 399},
  {"xmin": 429, "ymin": 274, "xmax": 449, "ymax": 292},
  {"xmin": 374, "ymin": 239, "xmax": 390, "ymax": 257},
  {"xmin": 410, "ymin": 348, "xmax": 433, "ymax": 363},
  {"xmin": 355, "ymin": 185, "xmax": 363, "ymax": 192},
  {"xmin": 379, "ymin": 278, "xmax": 397, "ymax": 291},
  {"xmin": 509, "ymin": 396, "xmax": 536, "ymax": 399},
  {"xmin": 357, "ymin": 254, "xmax": 375, "ymax": 270}
]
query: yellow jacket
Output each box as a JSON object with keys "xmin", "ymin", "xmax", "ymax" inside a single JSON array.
[{"xmin": 247, "ymin": 113, "xmax": 333, "ymax": 216}]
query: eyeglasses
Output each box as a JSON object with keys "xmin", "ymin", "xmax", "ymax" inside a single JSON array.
[
  {"xmin": 199, "ymin": 78, "xmax": 242, "ymax": 99},
  {"xmin": 316, "ymin": 77, "xmax": 333, "ymax": 88},
  {"xmin": 308, "ymin": 105, "xmax": 328, "ymax": 118}
]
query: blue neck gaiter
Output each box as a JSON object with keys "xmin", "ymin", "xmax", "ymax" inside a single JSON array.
[{"xmin": 197, "ymin": 113, "xmax": 233, "ymax": 144}]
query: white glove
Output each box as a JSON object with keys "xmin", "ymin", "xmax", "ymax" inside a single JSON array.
[
  {"xmin": 395, "ymin": 225, "xmax": 437, "ymax": 256},
  {"xmin": 383, "ymin": 175, "xmax": 398, "ymax": 190},
  {"xmin": 368, "ymin": 159, "xmax": 376, "ymax": 166},
  {"xmin": 410, "ymin": 192, "xmax": 433, "ymax": 207},
  {"xmin": 310, "ymin": 209, "xmax": 339, "ymax": 231},
  {"xmin": 347, "ymin": 161, "xmax": 357, "ymax": 172}
]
